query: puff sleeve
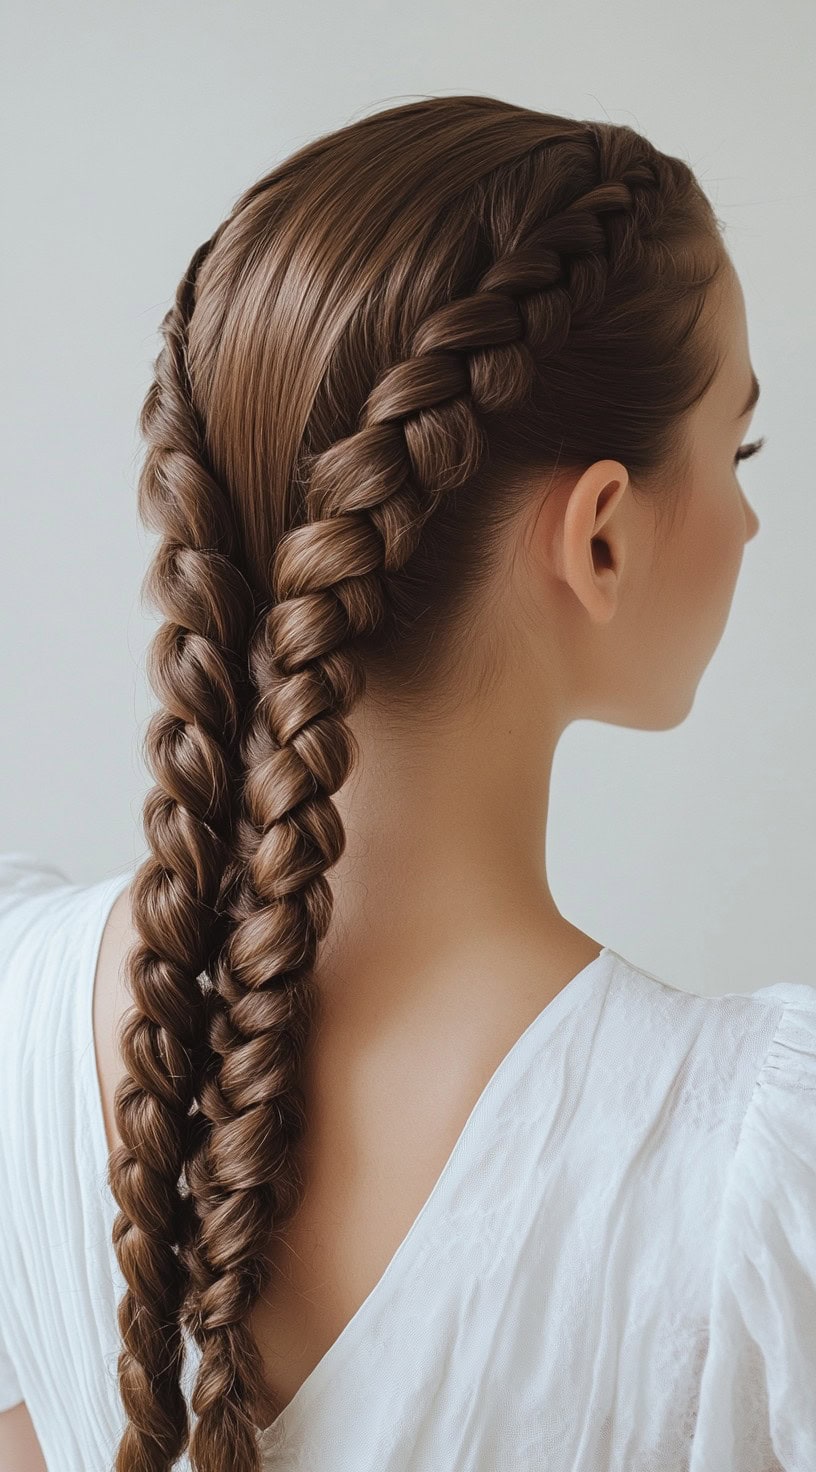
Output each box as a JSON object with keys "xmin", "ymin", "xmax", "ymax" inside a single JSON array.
[
  {"xmin": 690, "ymin": 982, "xmax": 816, "ymax": 1472},
  {"xmin": 0, "ymin": 1325, "xmax": 22, "ymax": 1413},
  {"xmin": 0, "ymin": 849, "xmax": 71, "ymax": 1415}
]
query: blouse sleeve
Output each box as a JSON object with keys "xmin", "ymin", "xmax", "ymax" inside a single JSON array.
[
  {"xmin": 0, "ymin": 1328, "xmax": 22, "ymax": 1413},
  {"xmin": 0, "ymin": 849, "xmax": 71, "ymax": 916},
  {"xmin": 691, "ymin": 981, "xmax": 816, "ymax": 1472},
  {"xmin": 0, "ymin": 849, "xmax": 71, "ymax": 1415}
]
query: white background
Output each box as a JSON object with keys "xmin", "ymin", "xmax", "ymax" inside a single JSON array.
[{"xmin": 1, "ymin": 0, "xmax": 813, "ymax": 995}]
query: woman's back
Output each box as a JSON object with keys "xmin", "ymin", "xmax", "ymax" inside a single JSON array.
[
  {"xmin": 2, "ymin": 849, "xmax": 815, "ymax": 1471},
  {"xmin": 91, "ymin": 856, "xmax": 602, "ymax": 1430}
]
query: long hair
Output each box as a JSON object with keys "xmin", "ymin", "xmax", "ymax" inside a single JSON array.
[{"xmin": 107, "ymin": 93, "xmax": 728, "ymax": 1470}]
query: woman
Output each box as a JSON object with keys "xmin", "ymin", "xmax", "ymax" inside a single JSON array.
[{"xmin": 0, "ymin": 94, "xmax": 813, "ymax": 1472}]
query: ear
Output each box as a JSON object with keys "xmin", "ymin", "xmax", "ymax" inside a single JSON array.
[{"xmin": 553, "ymin": 460, "xmax": 631, "ymax": 625}]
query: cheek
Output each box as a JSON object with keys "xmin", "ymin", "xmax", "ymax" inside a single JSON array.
[
  {"xmin": 674, "ymin": 478, "xmax": 746, "ymax": 642},
  {"xmin": 602, "ymin": 476, "xmax": 748, "ymax": 726}
]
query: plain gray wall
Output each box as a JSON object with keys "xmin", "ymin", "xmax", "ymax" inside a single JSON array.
[{"xmin": 1, "ymin": 0, "xmax": 814, "ymax": 995}]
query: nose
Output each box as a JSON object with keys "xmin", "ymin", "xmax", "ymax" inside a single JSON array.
[{"xmin": 742, "ymin": 492, "xmax": 760, "ymax": 542}]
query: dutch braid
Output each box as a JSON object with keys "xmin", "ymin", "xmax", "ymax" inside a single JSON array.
[
  {"xmin": 109, "ymin": 229, "xmax": 257, "ymax": 1470},
  {"xmin": 179, "ymin": 165, "xmax": 669, "ymax": 1468}
]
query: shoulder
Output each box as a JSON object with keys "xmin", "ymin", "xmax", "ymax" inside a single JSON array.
[
  {"xmin": 715, "ymin": 970, "xmax": 816, "ymax": 1184},
  {"xmin": 0, "ymin": 852, "xmax": 133, "ymax": 1437},
  {"xmin": 0, "ymin": 848, "xmax": 133, "ymax": 1235},
  {"xmin": 0, "ymin": 848, "xmax": 73, "ymax": 933},
  {"xmin": 0, "ymin": 849, "xmax": 131, "ymax": 1119},
  {"xmin": 739, "ymin": 976, "xmax": 816, "ymax": 1090},
  {"xmin": 0, "ymin": 848, "xmax": 131, "ymax": 969},
  {"xmin": 0, "ymin": 850, "xmax": 76, "ymax": 1023},
  {"xmin": 606, "ymin": 952, "xmax": 816, "ymax": 1467},
  {"xmin": 598, "ymin": 952, "xmax": 816, "ymax": 1208},
  {"xmin": 604, "ymin": 949, "xmax": 812, "ymax": 1101},
  {"xmin": 610, "ymin": 946, "xmax": 816, "ymax": 1034},
  {"xmin": 608, "ymin": 945, "xmax": 816, "ymax": 1027},
  {"xmin": 0, "ymin": 851, "xmax": 80, "ymax": 1390},
  {"xmin": 686, "ymin": 976, "xmax": 816, "ymax": 1467}
]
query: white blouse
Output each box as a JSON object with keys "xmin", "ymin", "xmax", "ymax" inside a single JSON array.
[{"xmin": 0, "ymin": 849, "xmax": 814, "ymax": 1472}]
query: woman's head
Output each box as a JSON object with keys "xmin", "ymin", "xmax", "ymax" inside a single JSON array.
[
  {"xmin": 509, "ymin": 255, "xmax": 761, "ymax": 738},
  {"xmin": 109, "ymin": 95, "xmax": 760, "ymax": 1470},
  {"xmin": 181, "ymin": 100, "xmax": 759, "ymax": 743}
]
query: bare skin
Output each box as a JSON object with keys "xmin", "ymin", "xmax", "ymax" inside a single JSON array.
[{"xmin": 3, "ymin": 257, "xmax": 762, "ymax": 1460}]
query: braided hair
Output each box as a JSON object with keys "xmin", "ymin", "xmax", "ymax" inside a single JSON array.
[{"xmin": 108, "ymin": 94, "xmax": 728, "ymax": 1469}]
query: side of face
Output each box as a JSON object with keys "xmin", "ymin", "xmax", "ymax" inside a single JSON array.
[
  {"xmin": 630, "ymin": 261, "xmax": 761, "ymax": 727},
  {"xmin": 541, "ymin": 258, "xmax": 763, "ymax": 732}
]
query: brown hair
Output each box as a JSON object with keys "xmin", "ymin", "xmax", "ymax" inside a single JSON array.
[{"xmin": 108, "ymin": 93, "xmax": 727, "ymax": 1469}]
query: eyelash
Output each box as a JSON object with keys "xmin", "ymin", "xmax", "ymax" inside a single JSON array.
[{"xmin": 734, "ymin": 435, "xmax": 766, "ymax": 466}]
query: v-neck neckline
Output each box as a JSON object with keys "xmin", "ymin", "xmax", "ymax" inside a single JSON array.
[
  {"xmin": 255, "ymin": 943, "xmax": 615, "ymax": 1449},
  {"xmin": 83, "ymin": 866, "xmax": 614, "ymax": 1451}
]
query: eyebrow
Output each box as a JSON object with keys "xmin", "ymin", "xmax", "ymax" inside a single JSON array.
[{"xmin": 738, "ymin": 369, "xmax": 761, "ymax": 419}]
